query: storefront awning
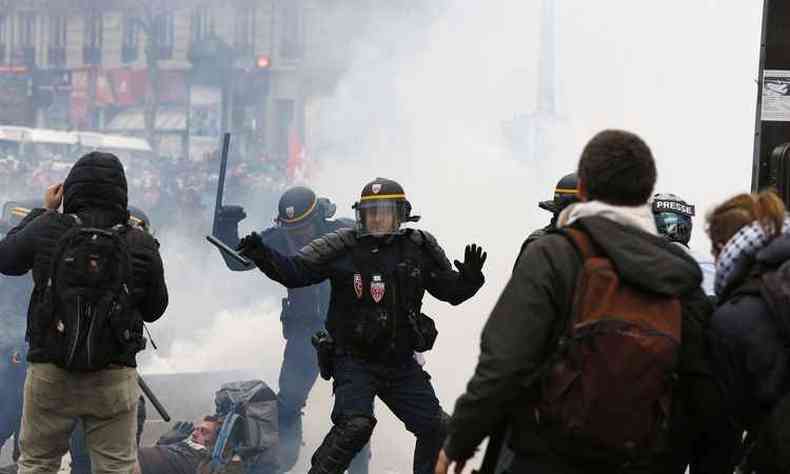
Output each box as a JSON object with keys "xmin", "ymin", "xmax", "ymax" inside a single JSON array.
[
  {"xmin": 76, "ymin": 131, "xmax": 151, "ymax": 152},
  {"xmin": 28, "ymin": 128, "xmax": 78, "ymax": 145},
  {"xmin": 0, "ymin": 126, "xmax": 78, "ymax": 145},
  {"xmin": 106, "ymin": 108, "xmax": 187, "ymax": 133}
]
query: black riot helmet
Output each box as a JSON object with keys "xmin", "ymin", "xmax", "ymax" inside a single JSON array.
[
  {"xmin": 352, "ymin": 177, "xmax": 419, "ymax": 237},
  {"xmin": 650, "ymin": 193, "xmax": 695, "ymax": 246},
  {"xmin": 127, "ymin": 205, "xmax": 151, "ymax": 233},
  {"xmin": 539, "ymin": 172, "xmax": 580, "ymax": 215},
  {"xmin": 276, "ymin": 186, "xmax": 336, "ymax": 229}
]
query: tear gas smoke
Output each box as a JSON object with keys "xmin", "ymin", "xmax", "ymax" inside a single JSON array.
[{"xmin": 0, "ymin": 1, "xmax": 759, "ymax": 471}]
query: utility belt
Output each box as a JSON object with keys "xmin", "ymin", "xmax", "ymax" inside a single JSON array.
[
  {"xmin": 341, "ymin": 305, "xmax": 437, "ymax": 355},
  {"xmin": 312, "ymin": 337, "xmax": 418, "ymax": 381},
  {"xmin": 311, "ymin": 310, "xmax": 437, "ymax": 380}
]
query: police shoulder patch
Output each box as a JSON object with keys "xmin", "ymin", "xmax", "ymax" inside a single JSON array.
[
  {"xmin": 299, "ymin": 228, "xmax": 358, "ymax": 265},
  {"xmin": 408, "ymin": 229, "xmax": 452, "ymax": 270}
]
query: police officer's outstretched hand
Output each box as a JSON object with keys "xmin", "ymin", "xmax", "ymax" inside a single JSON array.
[
  {"xmin": 454, "ymin": 243, "xmax": 487, "ymax": 284},
  {"xmin": 237, "ymin": 231, "xmax": 267, "ymax": 262}
]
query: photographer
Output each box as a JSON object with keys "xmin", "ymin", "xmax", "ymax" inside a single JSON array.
[{"xmin": 0, "ymin": 152, "xmax": 168, "ymax": 474}]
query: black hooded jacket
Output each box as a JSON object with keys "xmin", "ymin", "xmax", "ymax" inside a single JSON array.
[
  {"xmin": 0, "ymin": 152, "xmax": 168, "ymax": 367},
  {"xmin": 709, "ymin": 233, "xmax": 790, "ymax": 470},
  {"xmin": 445, "ymin": 216, "xmax": 727, "ymax": 473}
]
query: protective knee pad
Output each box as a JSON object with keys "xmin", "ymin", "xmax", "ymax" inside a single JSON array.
[{"xmin": 309, "ymin": 415, "xmax": 376, "ymax": 474}]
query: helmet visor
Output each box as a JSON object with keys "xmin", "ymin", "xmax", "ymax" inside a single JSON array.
[
  {"xmin": 356, "ymin": 200, "xmax": 402, "ymax": 237},
  {"xmin": 655, "ymin": 212, "xmax": 693, "ymax": 245}
]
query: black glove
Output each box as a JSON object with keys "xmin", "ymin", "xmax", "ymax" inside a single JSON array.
[
  {"xmin": 156, "ymin": 421, "xmax": 194, "ymax": 446},
  {"xmin": 217, "ymin": 205, "xmax": 247, "ymax": 224},
  {"xmin": 237, "ymin": 231, "xmax": 268, "ymax": 262},
  {"xmin": 454, "ymin": 244, "xmax": 487, "ymax": 284}
]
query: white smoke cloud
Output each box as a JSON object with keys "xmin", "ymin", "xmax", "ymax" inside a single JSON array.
[{"xmin": 139, "ymin": 1, "xmax": 764, "ymax": 471}]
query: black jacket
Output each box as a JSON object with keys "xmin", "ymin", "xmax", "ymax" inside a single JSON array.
[
  {"xmin": 445, "ymin": 216, "xmax": 727, "ymax": 473},
  {"xmin": 247, "ymin": 227, "xmax": 483, "ymax": 361},
  {"xmin": 216, "ymin": 217, "xmax": 353, "ymax": 328},
  {"xmin": 709, "ymin": 233, "xmax": 790, "ymax": 470},
  {"xmin": 0, "ymin": 153, "xmax": 168, "ymax": 367}
]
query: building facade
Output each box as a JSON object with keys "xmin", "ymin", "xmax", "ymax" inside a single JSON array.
[{"xmin": 0, "ymin": 0, "xmax": 313, "ymax": 162}]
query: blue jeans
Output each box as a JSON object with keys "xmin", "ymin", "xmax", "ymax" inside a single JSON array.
[
  {"xmin": 327, "ymin": 356, "xmax": 445, "ymax": 474},
  {"xmin": 69, "ymin": 421, "xmax": 91, "ymax": 474},
  {"xmin": 278, "ymin": 323, "xmax": 370, "ymax": 473},
  {"xmin": 0, "ymin": 348, "xmax": 26, "ymax": 461}
]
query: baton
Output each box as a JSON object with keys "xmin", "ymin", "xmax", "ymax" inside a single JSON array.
[
  {"xmin": 211, "ymin": 133, "xmax": 232, "ymax": 236},
  {"xmin": 206, "ymin": 234, "xmax": 251, "ymax": 267},
  {"xmin": 138, "ymin": 375, "xmax": 171, "ymax": 422}
]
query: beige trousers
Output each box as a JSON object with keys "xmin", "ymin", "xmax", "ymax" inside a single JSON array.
[{"xmin": 17, "ymin": 362, "xmax": 139, "ymax": 474}]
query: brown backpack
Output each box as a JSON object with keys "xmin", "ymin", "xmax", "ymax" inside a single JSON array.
[{"xmin": 534, "ymin": 227, "xmax": 682, "ymax": 462}]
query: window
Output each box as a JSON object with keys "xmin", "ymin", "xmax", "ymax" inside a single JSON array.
[
  {"xmin": 15, "ymin": 12, "xmax": 36, "ymax": 66},
  {"xmin": 49, "ymin": 15, "xmax": 66, "ymax": 48},
  {"xmin": 191, "ymin": 7, "xmax": 214, "ymax": 42},
  {"xmin": 153, "ymin": 12, "xmax": 174, "ymax": 59},
  {"xmin": 84, "ymin": 11, "xmax": 103, "ymax": 65},
  {"xmin": 280, "ymin": 2, "xmax": 302, "ymax": 60},
  {"xmin": 17, "ymin": 12, "xmax": 36, "ymax": 48},
  {"xmin": 122, "ymin": 14, "xmax": 139, "ymax": 63},
  {"xmin": 234, "ymin": 6, "xmax": 256, "ymax": 54},
  {"xmin": 0, "ymin": 15, "xmax": 7, "ymax": 63},
  {"xmin": 48, "ymin": 14, "xmax": 67, "ymax": 66},
  {"xmin": 85, "ymin": 11, "xmax": 103, "ymax": 49}
]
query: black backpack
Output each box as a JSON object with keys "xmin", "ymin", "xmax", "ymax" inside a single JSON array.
[{"xmin": 37, "ymin": 215, "xmax": 141, "ymax": 371}]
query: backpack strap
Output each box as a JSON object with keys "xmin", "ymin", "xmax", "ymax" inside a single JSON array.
[{"xmin": 561, "ymin": 227, "xmax": 600, "ymax": 261}]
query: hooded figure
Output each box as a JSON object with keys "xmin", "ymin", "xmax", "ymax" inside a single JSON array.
[
  {"xmin": 0, "ymin": 151, "xmax": 168, "ymax": 474},
  {"xmin": 63, "ymin": 151, "xmax": 130, "ymax": 226}
]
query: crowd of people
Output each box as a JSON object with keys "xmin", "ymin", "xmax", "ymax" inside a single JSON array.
[
  {"xmin": 0, "ymin": 127, "xmax": 789, "ymax": 474},
  {"xmin": 0, "ymin": 147, "xmax": 291, "ymax": 234}
]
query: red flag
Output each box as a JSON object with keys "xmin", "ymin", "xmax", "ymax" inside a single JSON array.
[{"xmin": 286, "ymin": 127, "xmax": 308, "ymax": 183}]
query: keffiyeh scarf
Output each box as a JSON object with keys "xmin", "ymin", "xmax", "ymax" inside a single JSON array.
[{"xmin": 714, "ymin": 217, "xmax": 790, "ymax": 296}]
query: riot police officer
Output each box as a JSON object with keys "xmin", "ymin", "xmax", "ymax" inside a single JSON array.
[
  {"xmin": 0, "ymin": 230, "xmax": 31, "ymax": 463},
  {"xmin": 513, "ymin": 172, "xmax": 579, "ymax": 270},
  {"xmin": 215, "ymin": 186, "xmax": 370, "ymax": 473},
  {"xmin": 236, "ymin": 178, "xmax": 487, "ymax": 474},
  {"xmin": 0, "ymin": 200, "xmax": 42, "ymax": 462},
  {"xmin": 532, "ymin": 172, "xmax": 579, "ymax": 241}
]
